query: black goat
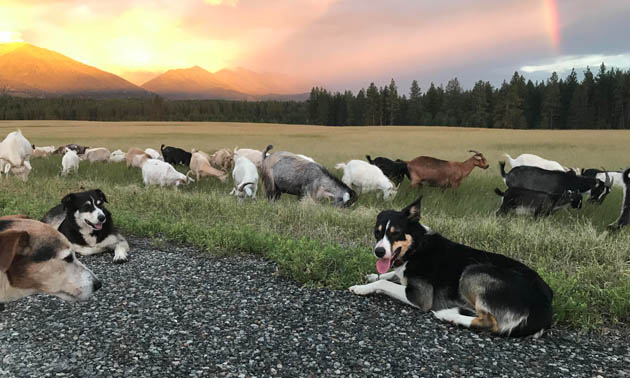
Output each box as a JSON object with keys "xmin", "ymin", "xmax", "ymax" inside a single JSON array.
[
  {"xmin": 161, "ymin": 144, "xmax": 192, "ymax": 166},
  {"xmin": 494, "ymin": 187, "xmax": 582, "ymax": 217}
]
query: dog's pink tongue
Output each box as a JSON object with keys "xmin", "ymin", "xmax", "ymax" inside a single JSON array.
[
  {"xmin": 376, "ymin": 258, "xmax": 392, "ymax": 274},
  {"xmin": 94, "ymin": 223, "xmax": 103, "ymax": 230}
]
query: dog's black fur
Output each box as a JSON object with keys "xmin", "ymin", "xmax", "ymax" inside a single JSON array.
[
  {"xmin": 161, "ymin": 144, "xmax": 192, "ymax": 166},
  {"xmin": 368, "ymin": 196, "xmax": 553, "ymax": 337},
  {"xmin": 366, "ymin": 155, "xmax": 409, "ymax": 185}
]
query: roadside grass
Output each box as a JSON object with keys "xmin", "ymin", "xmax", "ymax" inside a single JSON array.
[{"xmin": 1, "ymin": 121, "xmax": 629, "ymax": 330}]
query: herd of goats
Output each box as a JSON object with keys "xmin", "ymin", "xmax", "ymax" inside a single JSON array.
[{"xmin": 1, "ymin": 129, "xmax": 629, "ymax": 229}]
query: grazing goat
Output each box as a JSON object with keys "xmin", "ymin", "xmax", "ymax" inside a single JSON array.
[
  {"xmin": 500, "ymin": 162, "xmax": 612, "ymax": 204},
  {"xmin": 126, "ymin": 147, "xmax": 151, "ymax": 168},
  {"xmin": 187, "ymin": 150, "xmax": 228, "ymax": 182},
  {"xmin": 407, "ymin": 150, "xmax": 489, "ymax": 189},
  {"xmin": 234, "ymin": 148, "xmax": 266, "ymax": 169},
  {"xmin": 32, "ymin": 145, "xmax": 56, "ymax": 158},
  {"xmin": 54, "ymin": 144, "xmax": 89, "ymax": 155},
  {"xmin": 83, "ymin": 147, "xmax": 111, "ymax": 163},
  {"xmin": 262, "ymin": 145, "xmax": 357, "ymax": 207},
  {"xmin": 609, "ymin": 168, "xmax": 630, "ymax": 230},
  {"xmin": 494, "ymin": 187, "xmax": 582, "ymax": 217},
  {"xmin": 335, "ymin": 160, "xmax": 397, "ymax": 200},
  {"xmin": 161, "ymin": 144, "xmax": 192, "ymax": 166},
  {"xmin": 366, "ymin": 155, "xmax": 409, "ymax": 186},
  {"xmin": 580, "ymin": 168, "xmax": 623, "ymax": 189},
  {"xmin": 230, "ymin": 156, "xmax": 259, "ymax": 199},
  {"xmin": 503, "ymin": 153, "xmax": 571, "ymax": 172},
  {"xmin": 210, "ymin": 148, "xmax": 235, "ymax": 171},
  {"xmin": 145, "ymin": 148, "xmax": 163, "ymax": 161},
  {"xmin": 0, "ymin": 129, "xmax": 33, "ymax": 181},
  {"xmin": 142, "ymin": 159, "xmax": 194, "ymax": 187},
  {"xmin": 61, "ymin": 149, "xmax": 80, "ymax": 176},
  {"xmin": 109, "ymin": 149, "xmax": 126, "ymax": 163}
]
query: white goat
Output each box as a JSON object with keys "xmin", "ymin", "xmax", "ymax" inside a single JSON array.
[
  {"xmin": 61, "ymin": 149, "xmax": 80, "ymax": 176},
  {"xmin": 145, "ymin": 148, "xmax": 163, "ymax": 161},
  {"xmin": 109, "ymin": 149, "xmax": 126, "ymax": 162},
  {"xmin": 230, "ymin": 156, "xmax": 259, "ymax": 199},
  {"xmin": 503, "ymin": 153, "xmax": 570, "ymax": 172},
  {"xmin": 142, "ymin": 159, "xmax": 194, "ymax": 187},
  {"xmin": 83, "ymin": 147, "xmax": 111, "ymax": 163},
  {"xmin": 0, "ymin": 130, "xmax": 33, "ymax": 181},
  {"xmin": 335, "ymin": 160, "xmax": 397, "ymax": 200},
  {"xmin": 32, "ymin": 146, "xmax": 56, "ymax": 158}
]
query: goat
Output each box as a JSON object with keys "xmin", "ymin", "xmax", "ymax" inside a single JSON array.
[
  {"xmin": 126, "ymin": 147, "xmax": 151, "ymax": 168},
  {"xmin": 366, "ymin": 155, "xmax": 409, "ymax": 186},
  {"xmin": 609, "ymin": 168, "xmax": 630, "ymax": 230},
  {"xmin": 210, "ymin": 148, "xmax": 235, "ymax": 171},
  {"xmin": 187, "ymin": 150, "xmax": 228, "ymax": 182},
  {"xmin": 230, "ymin": 156, "xmax": 259, "ymax": 199},
  {"xmin": 61, "ymin": 149, "xmax": 80, "ymax": 176},
  {"xmin": 234, "ymin": 148, "xmax": 266, "ymax": 169},
  {"xmin": 0, "ymin": 129, "xmax": 33, "ymax": 181},
  {"xmin": 109, "ymin": 149, "xmax": 126, "ymax": 163},
  {"xmin": 500, "ymin": 162, "xmax": 612, "ymax": 204},
  {"xmin": 161, "ymin": 144, "xmax": 192, "ymax": 166},
  {"xmin": 54, "ymin": 144, "xmax": 89, "ymax": 155},
  {"xmin": 580, "ymin": 168, "xmax": 624, "ymax": 189},
  {"xmin": 503, "ymin": 153, "xmax": 572, "ymax": 172},
  {"xmin": 32, "ymin": 145, "xmax": 56, "ymax": 158},
  {"xmin": 261, "ymin": 145, "xmax": 357, "ymax": 207},
  {"xmin": 142, "ymin": 159, "xmax": 194, "ymax": 187},
  {"xmin": 494, "ymin": 187, "xmax": 582, "ymax": 217},
  {"xmin": 407, "ymin": 150, "xmax": 489, "ymax": 189},
  {"xmin": 335, "ymin": 160, "xmax": 397, "ymax": 200},
  {"xmin": 145, "ymin": 148, "xmax": 163, "ymax": 161},
  {"xmin": 82, "ymin": 147, "xmax": 111, "ymax": 163}
]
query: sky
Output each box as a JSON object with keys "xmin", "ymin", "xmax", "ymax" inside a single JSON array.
[{"xmin": 1, "ymin": 0, "xmax": 629, "ymax": 93}]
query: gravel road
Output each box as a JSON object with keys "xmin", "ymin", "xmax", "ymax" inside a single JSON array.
[{"xmin": 1, "ymin": 237, "xmax": 628, "ymax": 378}]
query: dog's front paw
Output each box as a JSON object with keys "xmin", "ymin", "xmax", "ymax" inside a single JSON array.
[
  {"xmin": 349, "ymin": 284, "xmax": 374, "ymax": 296},
  {"xmin": 365, "ymin": 273, "xmax": 379, "ymax": 283},
  {"xmin": 113, "ymin": 250, "xmax": 128, "ymax": 264},
  {"xmin": 432, "ymin": 308, "xmax": 461, "ymax": 323}
]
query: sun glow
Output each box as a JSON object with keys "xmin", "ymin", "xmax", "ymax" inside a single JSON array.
[
  {"xmin": 542, "ymin": 0, "xmax": 560, "ymax": 51},
  {"xmin": 0, "ymin": 31, "xmax": 23, "ymax": 43}
]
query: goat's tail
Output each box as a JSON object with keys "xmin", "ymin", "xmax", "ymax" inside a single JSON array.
[
  {"xmin": 499, "ymin": 161, "xmax": 507, "ymax": 178},
  {"xmin": 366, "ymin": 155, "xmax": 374, "ymax": 164},
  {"xmin": 502, "ymin": 153, "xmax": 514, "ymax": 167},
  {"xmin": 494, "ymin": 188, "xmax": 505, "ymax": 197},
  {"xmin": 160, "ymin": 144, "xmax": 165, "ymax": 153},
  {"xmin": 262, "ymin": 145, "xmax": 273, "ymax": 160},
  {"xmin": 335, "ymin": 162, "xmax": 346, "ymax": 170}
]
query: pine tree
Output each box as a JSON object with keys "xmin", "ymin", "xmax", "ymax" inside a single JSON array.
[
  {"xmin": 541, "ymin": 72, "xmax": 561, "ymax": 129},
  {"xmin": 366, "ymin": 83, "xmax": 380, "ymax": 125},
  {"xmin": 407, "ymin": 80, "xmax": 422, "ymax": 125},
  {"xmin": 387, "ymin": 78, "xmax": 399, "ymax": 125}
]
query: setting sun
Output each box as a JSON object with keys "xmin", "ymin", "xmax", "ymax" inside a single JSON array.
[{"xmin": 0, "ymin": 31, "xmax": 23, "ymax": 43}]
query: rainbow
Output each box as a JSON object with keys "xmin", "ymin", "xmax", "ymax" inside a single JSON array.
[{"xmin": 543, "ymin": 0, "xmax": 560, "ymax": 51}]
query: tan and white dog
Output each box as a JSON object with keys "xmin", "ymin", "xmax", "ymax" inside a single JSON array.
[{"xmin": 0, "ymin": 215, "xmax": 102, "ymax": 309}]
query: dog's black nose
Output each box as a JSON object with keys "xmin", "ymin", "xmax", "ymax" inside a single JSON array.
[
  {"xmin": 97, "ymin": 214, "xmax": 106, "ymax": 222},
  {"xmin": 374, "ymin": 247, "xmax": 386, "ymax": 258},
  {"xmin": 92, "ymin": 279, "xmax": 103, "ymax": 292}
]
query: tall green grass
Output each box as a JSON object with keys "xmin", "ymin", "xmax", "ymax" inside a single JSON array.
[{"xmin": 1, "ymin": 153, "xmax": 629, "ymax": 330}]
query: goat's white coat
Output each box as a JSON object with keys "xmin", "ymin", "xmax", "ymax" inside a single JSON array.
[
  {"xmin": 503, "ymin": 153, "xmax": 567, "ymax": 172},
  {"xmin": 230, "ymin": 156, "xmax": 259, "ymax": 198},
  {"xmin": 62, "ymin": 149, "xmax": 80, "ymax": 176},
  {"xmin": 144, "ymin": 148, "xmax": 163, "ymax": 161},
  {"xmin": 595, "ymin": 171, "xmax": 623, "ymax": 189},
  {"xmin": 83, "ymin": 147, "xmax": 111, "ymax": 163},
  {"xmin": 142, "ymin": 159, "xmax": 193, "ymax": 187},
  {"xmin": 336, "ymin": 159, "xmax": 397, "ymax": 200},
  {"xmin": 0, "ymin": 129, "xmax": 33, "ymax": 180},
  {"xmin": 109, "ymin": 149, "xmax": 126, "ymax": 162}
]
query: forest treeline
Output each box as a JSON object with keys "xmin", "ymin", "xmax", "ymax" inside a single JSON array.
[{"xmin": 1, "ymin": 64, "xmax": 629, "ymax": 129}]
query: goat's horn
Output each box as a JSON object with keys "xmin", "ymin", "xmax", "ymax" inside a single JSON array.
[
  {"xmin": 603, "ymin": 169, "xmax": 612, "ymax": 187},
  {"xmin": 468, "ymin": 149, "xmax": 481, "ymax": 155}
]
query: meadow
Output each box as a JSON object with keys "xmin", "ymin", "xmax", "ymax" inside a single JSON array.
[{"xmin": 1, "ymin": 120, "xmax": 629, "ymax": 330}]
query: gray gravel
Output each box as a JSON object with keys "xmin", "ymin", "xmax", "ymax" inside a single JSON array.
[{"xmin": 1, "ymin": 237, "xmax": 628, "ymax": 378}]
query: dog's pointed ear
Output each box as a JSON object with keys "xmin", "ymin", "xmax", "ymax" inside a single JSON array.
[
  {"xmin": 95, "ymin": 189, "xmax": 108, "ymax": 203},
  {"xmin": 402, "ymin": 195, "xmax": 422, "ymax": 223},
  {"xmin": 0, "ymin": 230, "xmax": 29, "ymax": 273},
  {"xmin": 61, "ymin": 193, "xmax": 76, "ymax": 210}
]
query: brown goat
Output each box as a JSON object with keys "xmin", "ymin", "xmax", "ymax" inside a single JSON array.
[
  {"xmin": 126, "ymin": 147, "xmax": 151, "ymax": 168},
  {"xmin": 209, "ymin": 148, "xmax": 234, "ymax": 171},
  {"xmin": 407, "ymin": 150, "xmax": 489, "ymax": 189},
  {"xmin": 187, "ymin": 150, "xmax": 228, "ymax": 182}
]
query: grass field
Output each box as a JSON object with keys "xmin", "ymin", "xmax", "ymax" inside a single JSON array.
[{"xmin": 1, "ymin": 120, "xmax": 629, "ymax": 330}]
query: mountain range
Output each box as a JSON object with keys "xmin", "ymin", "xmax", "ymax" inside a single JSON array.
[{"xmin": 0, "ymin": 43, "xmax": 310, "ymax": 100}]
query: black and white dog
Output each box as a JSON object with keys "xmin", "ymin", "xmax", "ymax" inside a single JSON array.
[
  {"xmin": 349, "ymin": 195, "xmax": 553, "ymax": 337},
  {"xmin": 42, "ymin": 189, "xmax": 129, "ymax": 263}
]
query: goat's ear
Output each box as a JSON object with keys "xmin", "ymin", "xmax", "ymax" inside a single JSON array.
[
  {"xmin": 0, "ymin": 230, "xmax": 29, "ymax": 272},
  {"xmin": 402, "ymin": 195, "xmax": 422, "ymax": 223}
]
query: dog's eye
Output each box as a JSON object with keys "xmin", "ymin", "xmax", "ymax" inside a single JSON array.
[
  {"xmin": 63, "ymin": 254, "xmax": 74, "ymax": 263},
  {"xmin": 390, "ymin": 231, "xmax": 402, "ymax": 239}
]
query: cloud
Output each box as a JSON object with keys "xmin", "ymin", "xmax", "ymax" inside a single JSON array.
[{"xmin": 521, "ymin": 54, "xmax": 630, "ymax": 73}]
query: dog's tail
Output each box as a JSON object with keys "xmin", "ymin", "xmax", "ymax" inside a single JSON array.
[
  {"xmin": 499, "ymin": 161, "xmax": 507, "ymax": 179},
  {"xmin": 366, "ymin": 155, "xmax": 374, "ymax": 164},
  {"xmin": 494, "ymin": 187, "xmax": 505, "ymax": 197},
  {"xmin": 262, "ymin": 145, "xmax": 273, "ymax": 161},
  {"xmin": 335, "ymin": 162, "xmax": 346, "ymax": 170}
]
